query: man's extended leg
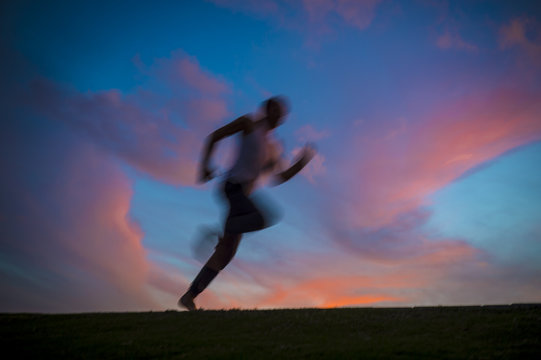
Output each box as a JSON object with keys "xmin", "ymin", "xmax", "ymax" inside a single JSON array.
[
  {"xmin": 179, "ymin": 181, "xmax": 263, "ymax": 311},
  {"xmin": 179, "ymin": 233, "xmax": 242, "ymax": 310}
]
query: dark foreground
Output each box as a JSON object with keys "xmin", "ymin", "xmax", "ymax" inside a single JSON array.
[{"xmin": 1, "ymin": 304, "xmax": 540, "ymax": 359}]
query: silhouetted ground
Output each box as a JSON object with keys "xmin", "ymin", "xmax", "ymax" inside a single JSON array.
[{"xmin": 1, "ymin": 304, "xmax": 540, "ymax": 359}]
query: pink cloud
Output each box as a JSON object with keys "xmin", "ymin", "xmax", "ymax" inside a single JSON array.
[
  {"xmin": 0, "ymin": 140, "xmax": 157, "ymax": 312},
  {"xmin": 27, "ymin": 79, "xmax": 198, "ymax": 185},
  {"xmin": 337, "ymin": 87, "xmax": 541, "ymax": 229},
  {"xmin": 57, "ymin": 145, "xmax": 153, "ymax": 306},
  {"xmin": 134, "ymin": 50, "xmax": 232, "ymax": 133},
  {"xmin": 177, "ymin": 57, "xmax": 229, "ymax": 95},
  {"xmin": 499, "ymin": 17, "xmax": 541, "ymax": 66},
  {"xmin": 179, "ymin": 97, "xmax": 230, "ymax": 132}
]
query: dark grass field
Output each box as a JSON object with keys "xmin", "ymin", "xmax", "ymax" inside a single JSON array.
[{"xmin": 2, "ymin": 304, "xmax": 540, "ymax": 359}]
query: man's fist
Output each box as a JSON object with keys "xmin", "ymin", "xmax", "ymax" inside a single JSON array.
[
  {"xmin": 301, "ymin": 143, "xmax": 317, "ymax": 164},
  {"xmin": 198, "ymin": 166, "xmax": 215, "ymax": 183}
]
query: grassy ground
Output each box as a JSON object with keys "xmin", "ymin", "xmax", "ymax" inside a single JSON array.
[{"xmin": 1, "ymin": 304, "xmax": 540, "ymax": 359}]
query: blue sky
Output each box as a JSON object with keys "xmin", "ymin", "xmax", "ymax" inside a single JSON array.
[{"xmin": 1, "ymin": 0, "xmax": 540, "ymax": 311}]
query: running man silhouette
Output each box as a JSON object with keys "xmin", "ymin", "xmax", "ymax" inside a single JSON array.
[{"xmin": 179, "ymin": 96, "xmax": 316, "ymax": 310}]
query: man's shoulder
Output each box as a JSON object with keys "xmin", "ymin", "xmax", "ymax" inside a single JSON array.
[{"xmin": 237, "ymin": 113, "xmax": 254, "ymax": 123}]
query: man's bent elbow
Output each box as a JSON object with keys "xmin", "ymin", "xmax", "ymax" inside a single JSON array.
[{"xmin": 205, "ymin": 132, "xmax": 219, "ymax": 146}]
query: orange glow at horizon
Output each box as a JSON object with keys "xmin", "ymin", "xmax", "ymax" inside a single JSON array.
[{"xmin": 321, "ymin": 294, "xmax": 402, "ymax": 308}]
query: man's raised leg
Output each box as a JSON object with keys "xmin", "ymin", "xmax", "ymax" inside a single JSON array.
[{"xmin": 179, "ymin": 233, "xmax": 242, "ymax": 310}]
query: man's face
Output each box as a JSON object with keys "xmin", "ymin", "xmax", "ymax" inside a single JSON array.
[
  {"xmin": 267, "ymin": 113, "xmax": 284, "ymax": 129},
  {"xmin": 266, "ymin": 102, "xmax": 285, "ymax": 129}
]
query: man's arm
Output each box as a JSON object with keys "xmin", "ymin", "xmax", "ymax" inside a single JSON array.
[
  {"xmin": 273, "ymin": 144, "xmax": 316, "ymax": 185},
  {"xmin": 199, "ymin": 116, "xmax": 253, "ymax": 183}
]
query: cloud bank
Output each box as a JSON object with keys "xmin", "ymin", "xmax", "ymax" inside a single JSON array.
[{"xmin": 0, "ymin": 47, "xmax": 231, "ymax": 311}]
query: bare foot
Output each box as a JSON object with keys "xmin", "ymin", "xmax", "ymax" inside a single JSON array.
[{"xmin": 178, "ymin": 292, "xmax": 196, "ymax": 311}]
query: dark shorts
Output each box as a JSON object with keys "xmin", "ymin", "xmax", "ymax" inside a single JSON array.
[
  {"xmin": 224, "ymin": 181, "xmax": 259, "ymax": 215},
  {"xmin": 223, "ymin": 181, "xmax": 265, "ymax": 234}
]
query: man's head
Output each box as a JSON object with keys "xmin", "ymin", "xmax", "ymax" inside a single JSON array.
[{"xmin": 263, "ymin": 96, "xmax": 289, "ymax": 129}]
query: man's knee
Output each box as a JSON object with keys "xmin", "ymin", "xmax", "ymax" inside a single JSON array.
[{"xmin": 207, "ymin": 238, "xmax": 239, "ymax": 270}]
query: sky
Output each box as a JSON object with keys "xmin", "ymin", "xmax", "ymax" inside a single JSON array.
[{"xmin": 1, "ymin": 0, "xmax": 540, "ymax": 312}]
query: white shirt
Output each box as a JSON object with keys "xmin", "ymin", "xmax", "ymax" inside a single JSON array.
[{"xmin": 227, "ymin": 120, "xmax": 283, "ymax": 190}]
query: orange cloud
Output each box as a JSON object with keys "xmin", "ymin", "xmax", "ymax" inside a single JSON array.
[{"xmin": 258, "ymin": 274, "xmax": 409, "ymax": 308}]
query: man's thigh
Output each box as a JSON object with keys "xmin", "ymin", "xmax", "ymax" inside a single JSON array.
[{"xmin": 206, "ymin": 234, "xmax": 242, "ymax": 270}]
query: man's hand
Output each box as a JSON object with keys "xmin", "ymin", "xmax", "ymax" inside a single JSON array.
[
  {"xmin": 273, "ymin": 142, "xmax": 317, "ymax": 185},
  {"xmin": 299, "ymin": 142, "xmax": 317, "ymax": 165},
  {"xmin": 197, "ymin": 115, "xmax": 252, "ymax": 184},
  {"xmin": 198, "ymin": 165, "xmax": 216, "ymax": 183}
]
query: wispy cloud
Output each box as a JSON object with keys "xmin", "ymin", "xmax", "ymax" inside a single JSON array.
[
  {"xmin": 302, "ymin": 0, "xmax": 382, "ymax": 31},
  {"xmin": 295, "ymin": 124, "xmax": 330, "ymax": 142},
  {"xmin": 26, "ymin": 51, "xmax": 231, "ymax": 185},
  {"xmin": 500, "ymin": 17, "xmax": 541, "ymax": 67},
  {"xmin": 208, "ymin": 0, "xmax": 383, "ymax": 46},
  {"xmin": 436, "ymin": 29, "xmax": 478, "ymax": 52}
]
